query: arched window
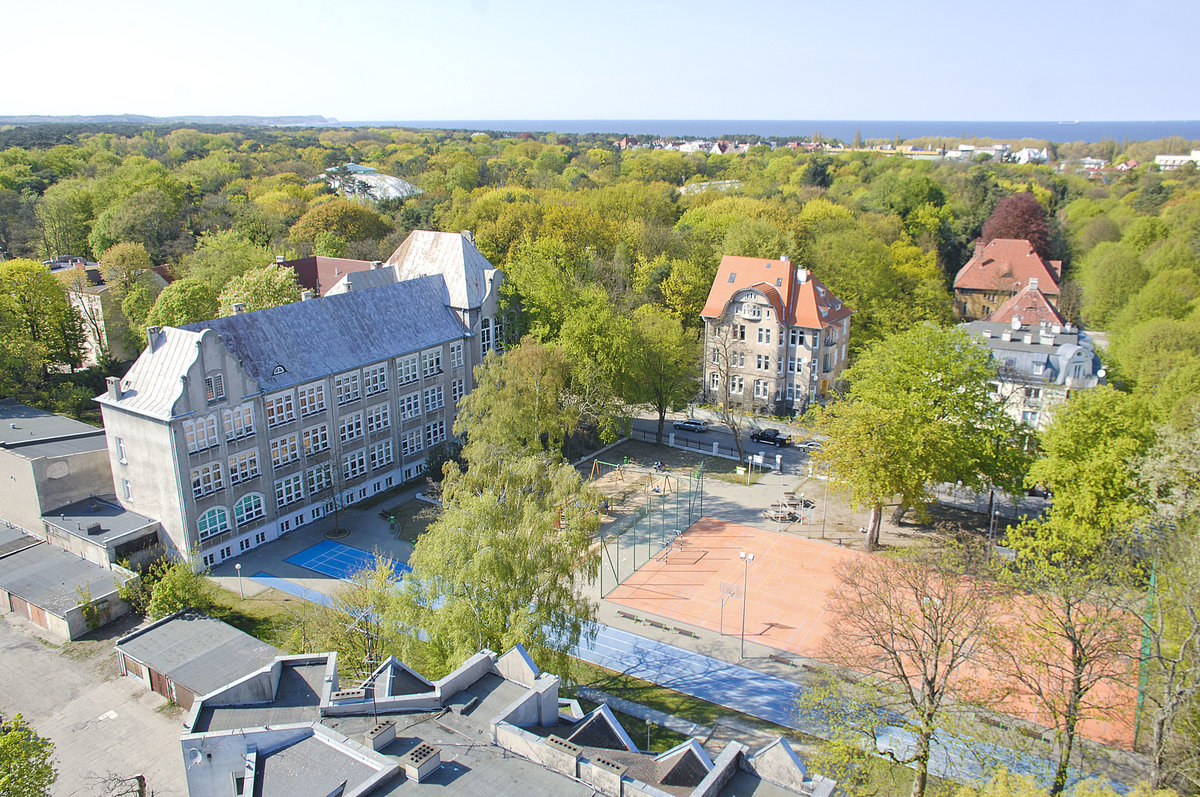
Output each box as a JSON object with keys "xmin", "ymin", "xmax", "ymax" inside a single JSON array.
[
  {"xmin": 234, "ymin": 493, "xmax": 266, "ymax": 526},
  {"xmin": 197, "ymin": 507, "xmax": 229, "ymax": 541},
  {"xmin": 480, "ymin": 317, "xmax": 492, "ymax": 355}
]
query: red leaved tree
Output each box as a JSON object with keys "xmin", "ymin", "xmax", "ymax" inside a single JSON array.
[{"xmin": 981, "ymin": 192, "xmax": 1051, "ymax": 259}]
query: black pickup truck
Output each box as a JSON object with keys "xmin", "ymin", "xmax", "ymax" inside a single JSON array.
[{"xmin": 749, "ymin": 428, "xmax": 792, "ymax": 447}]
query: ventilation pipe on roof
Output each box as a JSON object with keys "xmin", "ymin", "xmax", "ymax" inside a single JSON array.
[
  {"xmin": 371, "ymin": 261, "xmax": 383, "ymax": 270},
  {"xmin": 232, "ymin": 303, "xmax": 246, "ymax": 314},
  {"xmin": 1029, "ymin": 277, "xmax": 1039, "ymax": 290},
  {"xmin": 106, "ymin": 376, "xmax": 121, "ymax": 401}
]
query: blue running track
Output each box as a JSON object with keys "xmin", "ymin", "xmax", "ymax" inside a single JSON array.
[{"xmin": 285, "ymin": 539, "xmax": 410, "ymax": 580}]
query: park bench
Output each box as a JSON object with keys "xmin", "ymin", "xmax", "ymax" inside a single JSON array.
[
  {"xmin": 769, "ymin": 653, "xmax": 796, "ymax": 667},
  {"xmin": 646, "ymin": 619, "xmax": 669, "ymax": 631},
  {"xmin": 675, "ymin": 627, "xmax": 700, "ymax": 639},
  {"xmin": 617, "ymin": 611, "xmax": 640, "ymax": 623}
]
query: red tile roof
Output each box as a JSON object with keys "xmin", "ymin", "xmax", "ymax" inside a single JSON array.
[
  {"xmin": 954, "ymin": 239, "xmax": 1062, "ymax": 295},
  {"xmin": 701, "ymin": 255, "xmax": 854, "ymax": 329},
  {"xmin": 983, "ymin": 283, "xmax": 1065, "ymax": 327},
  {"xmin": 282, "ymin": 256, "xmax": 379, "ymax": 297}
]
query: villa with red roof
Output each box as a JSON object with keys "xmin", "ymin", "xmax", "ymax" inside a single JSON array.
[
  {"xmin": 701, "ymin": 255, "xmax": 854, "ymax": 415},
  {"xmin": 953, "ymin": 238, "xmax": 1062, "ymax": 321}
]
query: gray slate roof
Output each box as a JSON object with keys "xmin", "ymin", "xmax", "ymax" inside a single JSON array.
[
  {"xmin": 117, "ymin": 610, "xmax": 281, "ymax": 698},
  {"xmin": 97, "ymin": 326, "xmax": 204, "ymax": 421},
  {"xmin": 43, "ymin": 495, "xmax": 156, "ymax": 544},
  {"xmin": 0, "ymin": 533, "xmax": 126, "ymax": 614},
  {"xmin": 387, "ymin": 230, "xmax": 495, "ymax": 310},
  {"xmin": 184, "ymin": 276, "xmax": 466, "ymax": 393}
]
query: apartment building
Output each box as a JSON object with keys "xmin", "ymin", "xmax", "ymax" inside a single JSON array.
[
  {"xmin": 953, "ymin": 238, "xmax": 1062, "ymax": 321},
  {"xmin": 95, "ymin": 232, "xmax": 503, "ymax": 567},
  {"xmin": 701, "ymin": 255, "xmax": 854, "ymax": 415}
]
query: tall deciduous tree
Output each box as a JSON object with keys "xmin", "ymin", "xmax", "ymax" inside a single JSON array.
[
  {"xmin": 136, "ymin": 278, "xmax": 218, "ymax": 347},
  {"xmin": 812, "ymin": 545, "xmax": 1002, "ymax": 797},
  {"xmin": 989, "ymin": 534, "xmax": 1137, "ymax": 797},
  {"xmin": 392, "ymin": 453, "xmax": 600, "ymax": 679},
  {"xmin": 217, "ymin": 263, "xmax": 302, "ymax": 316},
  {"xmin": 812, "ymin": 324, "xmax": 1029, "ymax": 550},
  {"xmin": 1023, "ymin": 386, "xmax": 1153, "ymax": 557},
  {"xmin": 0, "ymin": 714, "xmax": 57, "ymax": 797},
  {"xmin": 981, "ymin": 192, "xmax": 1052, "ymax": 259},
  {"xmin": 0, "ymin": 258, "xmax": 85, "ymax": 372},
  {"xmin": 453, "ymin": 338, "xmax": 578, "ymax": 457},
  {"xmin": 289, "ymin": 198, "xmax": 390, "ymax": 244},
  {"xmin": 628, "ymin": 306, "xmax": 701, "ymax": 443}
]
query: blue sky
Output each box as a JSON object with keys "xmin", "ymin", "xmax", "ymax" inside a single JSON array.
[{"xmin": 5, "ymin": 0, "xmax": 1196, "ymax": 121}]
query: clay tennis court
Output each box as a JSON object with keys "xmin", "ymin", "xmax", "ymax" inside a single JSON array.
[
  {"xmin": 606, "ymin": 517, "xmax": 1136, "ymax": 749},
  {"xmin": 607, "ymin": 517, "xmax": 860, "ymax": 657}
]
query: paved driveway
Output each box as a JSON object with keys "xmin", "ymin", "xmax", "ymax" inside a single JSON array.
[{"xmin": 0, "ymin": 615, "xmax": 187, "ymax": 796}]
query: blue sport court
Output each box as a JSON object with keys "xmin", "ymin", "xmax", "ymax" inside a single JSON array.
[{"xmin": 285, "ymin": 539, "xmax": 411, "ymax": 580}]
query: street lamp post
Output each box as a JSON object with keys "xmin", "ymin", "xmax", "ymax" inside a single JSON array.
[
  {"xmin": 739, "ymin": 551, "xmax": 755, "ymax": 658},
  {"xmin": 234, "ymin": 562, "xmax": 244, "ymax": 599}
]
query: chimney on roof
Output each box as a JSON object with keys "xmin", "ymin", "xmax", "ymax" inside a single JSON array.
[
  {"xmin": 780, "ymin": 255, "xmax": 789, "ymax": 262},
  {"xmin": 301, "ymin": 290, "xmax": 314, "ymax": 301},
  {"xmin": 974, "ymin": 239, "xmax": 985, "ymax": 258},
  {"xmin": 232, "ymin": 302, "xmax": 246, "ymax": 314},
  {"xmin": 105, "ymin": 376, "xmax": 121, "ymax": 401},
  {"xmin": 371, "ymin": 261, "xmax": 383, "ymax": 270},
  {"xmin": 146, "ymin": 326, "xmax": 162, "ymax": 351},
  {"xmin": 797, "ymin": 268, "xmax": 809, "ymax": 284},
  {"xmin": 275, "ymin": 255, "xmax": 285, "ymax": 264},
  {"xmin": 461, "ymin": 230, "xmax": 475, "ymax": 245},
  {"xmin": 1029, "ymin": 277, "xmax": 1039, "ymax": 290}
]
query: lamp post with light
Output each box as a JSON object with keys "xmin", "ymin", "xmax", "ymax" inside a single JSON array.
[
  {"xmin": 234, "ymin": 562, "xmax": 244, "ymax": 599},
  {"xmin": 739, "ymin": 551, "xmax": 754, "ymax": 658}
]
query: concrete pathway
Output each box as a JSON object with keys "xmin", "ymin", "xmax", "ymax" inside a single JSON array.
[{"xmin": 0, "ymin": 615, "xmax": 187, "ymax": 796}]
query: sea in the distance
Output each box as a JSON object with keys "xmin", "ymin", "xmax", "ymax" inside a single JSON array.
[{"xmin": 365, "ymin": 119, "xmax": 1200, "ymax": 144}]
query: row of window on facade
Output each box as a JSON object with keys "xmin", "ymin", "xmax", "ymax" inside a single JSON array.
[
  {"xmin": 707, "ymin": 373, "xmax": 818, "ymax": 402},
  {"xmin": 182, "ymin": 379, "xmax": 462, "ymax": 456},
  {"xmin": 721, "ymin": 324, "xmax": 837, "ymax": 348},
  {"xmin": 190, "ymin": 420, "xmax": 446, "ymax": 504},
  {"xmin": 711, "ymin": 351, "xmax": 838, "ymax": 374}
]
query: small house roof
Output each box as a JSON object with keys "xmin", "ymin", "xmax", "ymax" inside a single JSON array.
[
  {"xmin": 701, "ymin": 255, "xmax": 853, "ymax": 329},
  {"xmin": 954, "ymin": 238, "xmax": 1062, "ymax": 295}
]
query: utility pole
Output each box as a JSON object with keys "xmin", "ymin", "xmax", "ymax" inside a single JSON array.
[{"xmin": 739, "ymin": 551, "xmax": 755, "ymax": 658}]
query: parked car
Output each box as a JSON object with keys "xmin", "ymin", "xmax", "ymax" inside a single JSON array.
[
  {"xmin": 749, "ymin": 428, "xmax": 792, "ymax": 447},
  {"xmin": 797, "ymin": 440, "xmax": 823, "ymax": 451},
  {"xmin": 672, "ymin": 419, "xmax": 709, "ymax": 433}
]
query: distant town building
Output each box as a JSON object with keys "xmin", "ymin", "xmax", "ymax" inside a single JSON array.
[
  {"xmin": 1012, "ymin": 146, "xmax": 1049, "ymax": 165},
  {"xmin": 95, "ymin": 231, "xmax": 503, "ymax": 569},
  {"xmin": 326, "ymin": 162, "xmax": 423, "ymax": 202},
  {"xmin": 1153, "ymin": 150, "xmax": 1200, "ymax": 170},
  {"xmin": 953, "ymin": 238, "xmax": 1062, "ymax": 321},
  {"xmin": 701, "ymin": 255, "xmax": 854, "ymax": 416}
]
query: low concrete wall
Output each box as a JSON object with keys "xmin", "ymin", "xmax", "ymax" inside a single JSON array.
[{"xmin": 434, "ymin": 650, "xmax": 496, "ymax": 698}]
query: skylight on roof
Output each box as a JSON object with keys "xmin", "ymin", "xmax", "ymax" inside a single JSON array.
[
  {"xmin": 728, "ymin": 273, "xmax": 736, "ymax": 283},
  {"xmin": 776, "ymin": 278, "xmax": 782, "ymax": 286}
]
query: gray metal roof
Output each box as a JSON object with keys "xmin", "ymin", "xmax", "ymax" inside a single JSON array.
[
  {"xmin": 0, "ymin": 538, "xmax": 126, "ymax": 614},
  {"xmin": 43, "ymin": 495, "xmax": 156, "ymax": 544},
  {"xmin": 184, "ymin": 276, "xmax": 466, "ymax": 392},
  {"xmin": 95, "ymin": 326, "xmax": 204, "ymax": 421},
  {"xmin": 387, "ymin": 231, "xmax": 495, "ymax": 310},
  {"xmin": 326, "ymin": 265, "xmax": 402, "ymax": 296},
  {"xmin": 0, "ymin": 399, "xmax": 103, "ymax": 449},
  {"xmin": 257, "ymin": 732, "xmax": 383, "ymax": 797},
  {"xmin": 117, "ymin": 610, "xmax": 281, "ymax": 697}
]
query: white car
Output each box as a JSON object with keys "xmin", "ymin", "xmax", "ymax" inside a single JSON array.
[{"xmin": 672, "ymin": 419, "xmax": 709, "ymax": 433}]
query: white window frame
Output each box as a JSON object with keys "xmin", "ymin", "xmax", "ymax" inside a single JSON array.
[
  {"xmin": 364, "ymin": 362, "xmax": 388, "ymax": 396},
  {"xmin": 298, "ymin": 382, "xmax": 326, "ymax": 417},
  {"xmin": 183, "ymin": 415, "xmax": 219, "ymax": 453},
  {"xmin": 339, "ymin": 411, "xmax": 364, "ymax": 444},
  {"xmin": 228, "ymin": 449, "xmax": 261, "ymax": 484},
  {"xmin": 197, "ymin": 507, "xmax": 229, "ymax": 541},
  {"xmin": 234, "ymin": 493, "xmax": 266, "ymax": 526},
  {"xmin": 450, "ymin": 343, "xmax": 464, "ymax": 369},
  {"xmin": 265, "ymin": 392, "xmax": 295, "ymax": 428},
  {"xmin": 396, "ymin": 353, "xmax": 419, "ymax": 385},
  {"xmin": 270, "ymin": 433, "xmax": 300, "ymax": 468},
  {"xmin": 401, "ymin": 428, "xmax": 423, "ymax": 457},
  {"xmin": 423, "ymin": 386, "xmax": 445, "ymax": 414},
  {"xmin": 223, "ymin": 404, "xmax": 254, "ymax": 441},
  {"xmin": 425, "ymin": 420, "xmax": 446, "ymax": 447},
  {"xmin": 366, "ymin": 403, "xmax": 391, "ymax": 434},
  {"xmin": 399, "ymin": 392, "xmax": 422, "ymax": 421},
  {"xmin": 342, "ymin": 448, "xmax": 367, "ymax": 481},
  {"xmin": 369, "ymin": 440, "xmax": 394, "ymax": 470},
  {"xmin": 275, "ymin": 473, "xmax": 304, "ymax": 508},
  {"xmin": 334, "ymin": 372, "xmax": 361, "ymax": 405},
  {"xmin": 302, "ymin": 423, "xmax": 329, "ymax": 457},
  {"xmin": 421, "ymin": 347, "xmax": 442, "ymax": 378},
  {"xmin": 307, "ymin": 463, "xmax": 333, "ymax": 494}
]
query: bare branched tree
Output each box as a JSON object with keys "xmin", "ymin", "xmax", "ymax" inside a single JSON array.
[{"xmin": 703, "ymin": 309, "xmax": 751, "ymax": 461}]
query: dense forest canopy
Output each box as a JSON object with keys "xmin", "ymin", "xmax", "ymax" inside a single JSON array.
[{"xmin": 0, "ymin": 123, "xmax": 1197, "ymax": 429}]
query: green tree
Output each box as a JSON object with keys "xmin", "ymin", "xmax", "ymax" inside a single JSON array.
[
  {"xmin": 0, "ymin": 258, "xmax": 85, "ymax": 372},
  {"xmin": 98, "ymin": 241, "xmax": 153, "ymax": 295},
  {"xmin": 453, "ymin": 339, "xmax": 579, "ymax": 457},
  {"xmin": 131, "ymin": 278, "xmax": 219, "ymax": 348},
  {"xmin": 217, "ymin": 263, "xmax": 302, "ymax": 316},
  {"xmin": 0, "ymin": 714, "xmax": 56, "ymax": 797},
  {"xmin": 812, "ymin": 324, "xmax": 1029, "ymax": 549},
  {"xmin": 392, "ymin": 452, "xmax": 599, "ymax": 680},
  {"xmin": 627, "ymin": 306, "xmax": 701, "ymax": 442},
  {"xmin": 144, "ymin": 558, "xmax": 213, "ymax": 619},
  {"xmin": 1022, "ymin": 386, "xmax": 1153, "ymax": 556},
  {"xmin": 290, "ymin": 198, "xmax": 390, "ymax": 244}
]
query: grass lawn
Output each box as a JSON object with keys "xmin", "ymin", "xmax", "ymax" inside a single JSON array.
[{"xmin": 206, "ymin": 584, "xmax": 324, "ymax": 649}]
